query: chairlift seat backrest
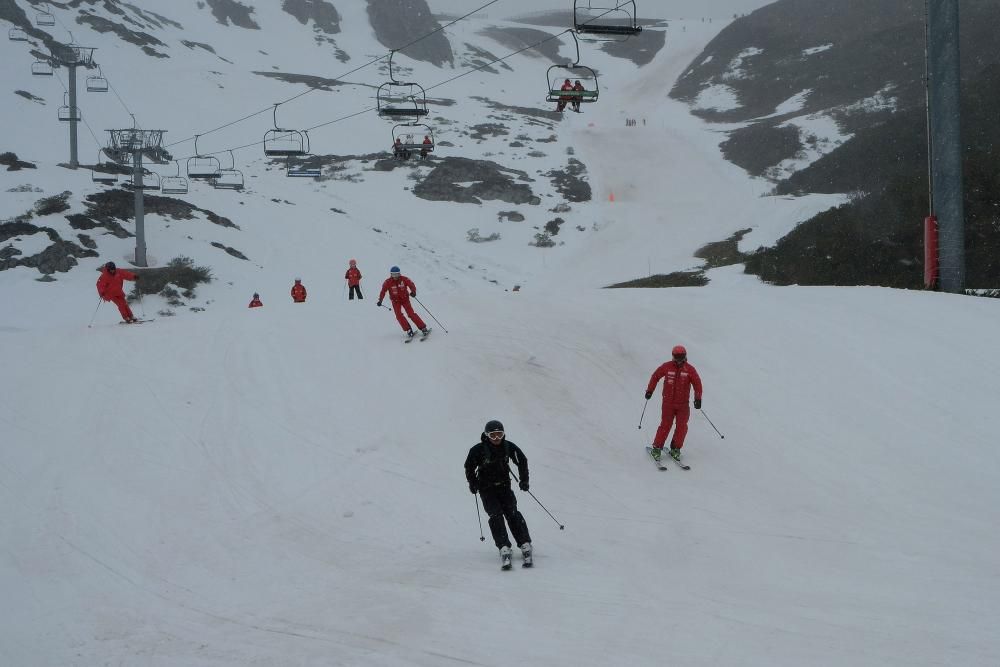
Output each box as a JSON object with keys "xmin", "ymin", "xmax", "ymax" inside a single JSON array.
[
  {"xmin": 9, "ymin": 28, "xmax": 28, "ymax": 41},
  {"xmin": 36, "ymin": 12, "xmax": 55, "ymax": 27},
  {"xmin": 87, "ymin": 76, "xmax": 108, "ymax": 93},
  {"xmin": 31, "ymin": 60, "xmax": 53, "ymax": 76},
  {"xmin": 187, "ymin": 156, "xmax": 222, "ymax": 180},
  {"xmin": 161, "ymin": 176, "xmax": 189, "ymax": 195}
]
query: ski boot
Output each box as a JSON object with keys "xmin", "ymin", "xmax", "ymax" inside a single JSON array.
[
  {"xmin": 500, "ymin": 545, "xmax": 513, "ymax": 570},
  {"xmin": 520, "ymin": 542, "xmax": 533, "ymax": 568}
]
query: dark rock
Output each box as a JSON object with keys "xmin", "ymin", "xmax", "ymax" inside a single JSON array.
[
  {"xmin": 478, "ymin": 26, "xmax": 564, "ymax": 63},
  {"xmin": 498, "ymin": 211, "xmax": 525, "ymax": 222},
  {"xmin": 544, "ymin": 217, "xmax": 565, "ymax": 235},
  {"xmin": 211, "ymin": 242, "xmax": 249, "ymax": 260},
  {"xmin": 545, "ymin": 158, "xmax": 591, "ymax": 202},
  {"xmin": 282, "ymin": 0, "xmax": 341, "ymax": 34},
  {"xmin": 204, "ymin": 0, "xmax": 260, "ymax": 29},
  {"xmin": 0, "ymin": 152, "xmax": 36, "ymax": 171},
  {"xmin": 413, "ymin": 157, "xmax": 539, "ymax": 205},
  {"xmin": 15, "ymin": 90, "xmax": 45, "ymax": 104},
  {"xmin": 366, "ymin": 0, "xmax": 452, "ymax": 66}
]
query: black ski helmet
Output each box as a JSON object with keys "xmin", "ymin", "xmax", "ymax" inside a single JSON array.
[
  {"xmin": 105, "ymin": 261, "xmax": 116, "ymax": 271},
  {"xmin": 484, "ymin": 419, "xmax": 504, "ymax": 434}
]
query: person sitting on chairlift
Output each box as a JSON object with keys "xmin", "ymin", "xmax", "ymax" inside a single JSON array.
[
  {"xmin": 393, "ymin": 137, "xmax": 410, "ymax": 161},
  {"xmin": 571, "ymin": 80, "xmax": 586, "ymax": 113},
  {"xmin": 556, "ymin": 78, "xmax": 573, "ymax": 113},
  {"xmin": 420, "ymin": 135, "xmax": 432, "ymax": 159}
]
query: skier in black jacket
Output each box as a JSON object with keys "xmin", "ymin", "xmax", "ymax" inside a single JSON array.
[{"xmin": 465, "ymin": 419, "xmax": 533, "ymax": 567}]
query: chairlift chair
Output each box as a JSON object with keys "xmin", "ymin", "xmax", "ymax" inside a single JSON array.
[
  {"xmin": 376, "ymin": 51, "xmax": 429, "ymax": 121},
  {"xmin": 546, "ymin": 65, "xmax": 599, "ymax": 105},
  {"xmin": 9, "ymin": 28, "xmax": 28, "ymax": 41},
  {"xmin": 57, "ymin": 93, "xmax": 80, "ymax": 122},
  {"xmin": 91, "ymin": 150, "xmax": 117, "ymax": 185},
  {"xmin": 161, "ymin": 160, "xmax": 189, "ymax": 195},
  {"xmin": 263, "ymin": 103, "xmax": 309, "ymax": 157},
  {"xmin": 31, "ymin": 59, "xmax": 53, "ymax": 76},
  {"xmin": 377, "ymin": 82, "xmax": 429, "ymax": 120},
  {"xmin": 86, "ymin": 66, "xmax": 108, "ymax": 93},
  {"xmin": 573, "ymin": 0, "xmax": 642, "ymax": 39},
  {"xmin": 126, "ymin": 170, "xmax": 160, "ymax": 191},
  {"xmin": 391, "ymin": 123, "xmax": 435, "ymax": 160},
  {"xmin": 212, "ymin": 151, "xmax": 245, "ymax": 190},
  {"xmin": 35, "ymin": 7, "xmax": 55, "ymax": 27},
  {"xmin": 186, "ymin": 135, "xmax": 222, "ymax": 180}
]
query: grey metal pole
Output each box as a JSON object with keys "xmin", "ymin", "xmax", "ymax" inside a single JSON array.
[
  {"xmin": 68, "ymin": 63, "xmax": 78, "ymax": 168},
  {"xmin": 927, "ymin": 0, "xmax": 964, "ymax": 292},
  {"xmin": 132, "ymin": 150, "xmax": 147, "ymax": 267}
]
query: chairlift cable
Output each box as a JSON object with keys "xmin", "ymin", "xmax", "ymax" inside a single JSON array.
[
  {"xmin": 169, "ymin": 1, "xmax": 635, "ymax": 162},
  {"xmin": 166, "ymin": 0, "xmax": 503, "ymax": 149}
]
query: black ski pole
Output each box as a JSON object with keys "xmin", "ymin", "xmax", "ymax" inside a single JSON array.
[
  {"xmin": 509, "ymin": 469, "xmax": 564, "ymax": 530},
  {"xmin": 700, "ymin": 408, "xmax": 725, "ymax": 439},
  {"xmin": 412, "ymin": 296, "xmax": 448, "ymax": 333},
  {"xmin": 638, "ymin": 399, "xmax": 649, "ymax": 429},
  {"xmin": 87, "ymin": 297, "xmax": 103, "ymax": 328},
  {"xmin": 474, "ymin": 494, "xmax": 485, "ymax": 541}
]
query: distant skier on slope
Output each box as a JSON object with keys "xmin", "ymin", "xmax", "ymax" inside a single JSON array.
[
  {"xmin": 645, "ymin": 345, "xmax": 703, "ymax": 462},
  {"xmin": 291, "ymin": 278, "xmax": 307, "ymax": 303},
  {"xmin": 465, "ymin": 420, "xmax": 533, "ymax": 569},
  {"xmin": 248, "ymin": 293, "xmax": 263, "ymax": 308},
  {"xmin": 345, "ymin": 260, "xmax": 363, "ymax": 300},
  {"xmin": 377, "ymin": 266, "xmax": 428, "ymax": 340},
  {"xmin": 96, "ymin": 261, "xmax": 138, "ymax": 323}
]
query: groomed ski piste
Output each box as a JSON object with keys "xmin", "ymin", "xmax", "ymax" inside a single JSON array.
[{"xmin": 2, "ymin": 1, "xmax": 999, "ymax": 665}]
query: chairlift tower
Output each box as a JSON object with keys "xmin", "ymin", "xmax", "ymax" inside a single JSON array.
[
  {"xmin": 105, "ymin": 125, "xmax": 169, "ymax": 268},
  {"xmin": 48, "ymin": 39, "xmax": 96, "ymax": 169}
]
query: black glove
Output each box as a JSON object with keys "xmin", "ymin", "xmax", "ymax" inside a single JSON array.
[
  {"xmin": 645, "ymin": 391, "xmax": 653, "ymax": 400},
  {"xmin": 376, "ymin": 300, "xmax": 382, "ymax": 307},
  {"xmin": 409, "ymin": 291, "xmax": 416, "ymax": 297},
  {"xmin": 519, "ymin": 479, "xmax": 529, "ymax": 492},
  {"xmin": 694, "ymin": 398, "xmax": 702, "ymax": 409},
  {"xmin": 468, "ymin": 482, "xmax": 478, "ymax": 495}
]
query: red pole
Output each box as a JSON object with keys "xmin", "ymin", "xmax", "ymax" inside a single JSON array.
[{"xmin": 924, "ymin": 215, "xmax": 939, "ymax": 289}]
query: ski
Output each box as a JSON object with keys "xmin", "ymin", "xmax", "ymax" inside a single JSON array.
[
  {"xmin": 645, "ymin": 446, "xmax": 668, "ymax": 471},
  {"xmin": 119, "ymin": 319, "xmax": 153, "ymax": 325},
  {"xmin": 419, "ymin": 328, "xmax": 432, "ymax": 341},
  {"xmin": 666, "ymin": 452, "xmax": 691, "ymax": 471}
]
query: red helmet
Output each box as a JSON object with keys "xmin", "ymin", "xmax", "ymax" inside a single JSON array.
[{"xmin": 672, "ymin": 345, "xmax": 687, "ymax": 359}]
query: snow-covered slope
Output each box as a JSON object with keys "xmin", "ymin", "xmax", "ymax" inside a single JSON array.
[{"xmin": 3, "ymin": 2, "xmax": 999, "ymax": 666}]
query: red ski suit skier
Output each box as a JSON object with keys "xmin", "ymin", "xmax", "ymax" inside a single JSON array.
[
  {"xmin": 291, "ymin": 280, "xmax": 307, "ymax": 303},
  {"xmin": 96, "ymin": 265, "xmax": 137, "ymax": 321},
  {"xmin": 378, "ymin": 275, "xmax": 426, "ymax": 332},
  {"xmin": 646, "ymin": 359, "xmax": 703, "ymax": 450}
]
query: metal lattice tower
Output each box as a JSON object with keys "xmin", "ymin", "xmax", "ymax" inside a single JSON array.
[
  {"xmin": 48, "ymin": 39, "xmax": 95, "ymax": 169},
  {"xmin": 105, "ymin": 126, "xmax": 170, "ymax": 268}
]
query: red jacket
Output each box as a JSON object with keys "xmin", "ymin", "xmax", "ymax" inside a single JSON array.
[
  {"xmin": 647, "ymin": 361, "xmax": 703, "ymax": 406},
  {"xmin": 291, "ymin": 282, "xmax": 307, "ymax": 302},
  {"xmin": 378, "ymin": 275, "xmax": 416, "ymax": 304},
  {"xmin": 345, "ymin": 267, "xmax": 362, "ymax": 287},
  {"xmin": 248, "ymin": 298, "xmax": 263, "ymax": 308},
  {"xmin": 96, "ymin": 267, "xmax": 136, "ymax": 301}
]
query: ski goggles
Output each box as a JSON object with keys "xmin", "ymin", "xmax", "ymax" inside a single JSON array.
[{"xmin": 486, "ymin": 430, "xmax": 505, "ymax": 440}]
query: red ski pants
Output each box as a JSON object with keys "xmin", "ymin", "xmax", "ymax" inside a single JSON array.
[
  {"xmin": 108, "ymin": 295, "xmax": 134, "ymax": 321},
  {"xmin": 652, "ymin": 402, "xmax": 691, "ymax": 449},
  {"xmin": 391, "ymin": 299, "xmax": 426, "ymax": 332}
]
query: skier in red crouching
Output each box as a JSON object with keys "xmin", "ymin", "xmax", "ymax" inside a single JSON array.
[
  {"xmin": 96, "ymin": 261, "xmax": 138, "ymax": 323},
  {"xmin": 645, "ymin": 345, "xmax": 703, "ymax": 463},
  {"xmin": 377, "ymin": 266, "xmax": 428, "ymax": 340}
]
